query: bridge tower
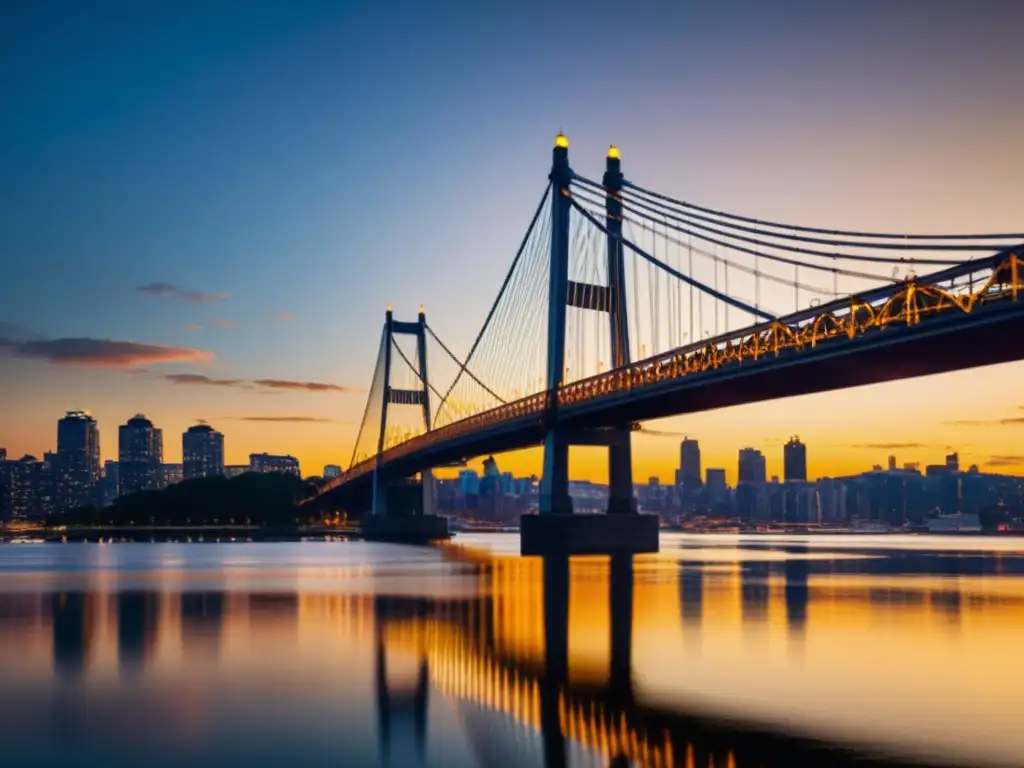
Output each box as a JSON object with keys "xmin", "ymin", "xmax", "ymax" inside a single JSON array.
[
  {"xmin": 364, "ymin": 306, "xmax": 449, "ymax": 542},
  {"xmin": 522, "ymin": 135, "xmax": 659, "ymax": 555}
]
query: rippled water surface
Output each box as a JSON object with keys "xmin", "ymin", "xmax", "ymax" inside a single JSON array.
[{"xmin": 1, "ymin": 533, "xmax": 1023, "ymax": 767}]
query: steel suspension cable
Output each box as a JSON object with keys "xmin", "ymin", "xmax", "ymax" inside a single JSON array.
[
  {"xmin": 571, "ymin": 199, "xmax": 776, "ymax": 322},
  {"xmin": 571, "ymin": 184, "xmax": 902, "ymax": 282},
  {"xmin": 426, "ymin": 325, "xmax": 506, "ymax": 405},
  {"xmin": 573, "ymin": 174, "xmax": 1024, "ymax": 242},
  {"xmin": 618, "ymin": 189, "xmax": 966, "ymax": 265},
  {"xmin": 433, "ymin": 185, "xmax": 550, "ymax": 420},
  {"xmin": 621, "ymin": 186, "xmax": 1008, "ymax": 253}
]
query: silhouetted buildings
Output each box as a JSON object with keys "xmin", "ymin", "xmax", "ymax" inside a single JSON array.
[
  {"xmin": 183, "ymin": 424, "xmax": 224, "ymax": 480},
  {"xmin": 784, "ymin": 437, "xmax": 807, "ymax": 482},
  {"xmin": 705, "ymin": 468, "xmax": 728, "ymax": 504},
  {"xmin": 118, "ymin": 415, "xmax": 164, "ymax": 497},
  {"xmin": 0, "ymin": 454, "xmax": 54, "ymax": 520},
  {"xmin": 55, "ymin": 411, "xmax": 100, "ymax": 510},
  {"xmin": 738, "ymin": 448, "xmax": 767, "ymax": 483},
  {"xmin": 323, "ymin": 464, "xmax": 342, "ymax": 479},
  {"xmin": 249, "ymin": 453, "xmax": 300, "ymax": 476},
  {"xmin": 677, "ymin": 438, "xmax": 702, "ymax": 491}
]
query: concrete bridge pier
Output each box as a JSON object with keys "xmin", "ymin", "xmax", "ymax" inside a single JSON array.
[
  {"xmin": 363, "ymin": 473, "xmax": 450, "ymax": 543},
  {"xmin": 524, "ymin": 427, "xmax": 658, "ymax": 555}
]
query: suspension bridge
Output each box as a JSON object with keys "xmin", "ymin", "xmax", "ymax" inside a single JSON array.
[{"xmin": 311, "ymin": 134, "xmax": 1024, "ymax": 553}]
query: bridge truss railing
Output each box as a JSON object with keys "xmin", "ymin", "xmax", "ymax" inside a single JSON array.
[{"xmin": 328, "ymin": 248, "xmax": 1021, "ymax": 489}]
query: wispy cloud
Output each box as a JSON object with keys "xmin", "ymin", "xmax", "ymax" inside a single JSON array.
[
  {"xmin": 637, "ymin": 427, "xmax": 691, "ymax": 438},
  {"xmin": 0, "ymin": 336, "xmax": 213, "ymax": 368},
  {"xmin": 943, "ymin": 417, "xmax": 1024, "ymax": 427},
  {"xmin": 227, "ymin": 416, "xmax": 336, "ymax": 423},
  {"xmin": 183, "ymin": 324, "xmax": 204, "ymax": 333},
  {"xmin": 159, "ymin": 373, "xmax": 355, "ymax": 394},
  {"xmin": 136, "ymin": 282, "xmax": 227, "ymax": 303},
  {"xmin": 985, "ymin": 455, "xmax": 1024, "ymax": 468},
  {"xmin": 277, "ymin": 313, "xmax": 295, "ymax": 322},
  {"xmin": 852, "ymin": 442, "xmax": 928, "ymax": 450},
  {"xmin": 164, "ymin": 373, "xmax": 242, "ymax": 387},
  {"xmin": 253, "ymin": 379, "xmax": 353, "ymax": 393},
  {"xmin": 214, "ymin": 320, "xmax": 237, "ymax": 328}
]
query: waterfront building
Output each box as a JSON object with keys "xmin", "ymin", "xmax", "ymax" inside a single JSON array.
[
  {"xmin": 118, "ymin": 414, "xmax": 164, "ymax": 497},
  {"xmin": 249, "ymin": 453, "xmax": 300, "ymax": 476},
  {"xmin": 182, "ymin": 425, "xmax": 225, "ymax": 480}
]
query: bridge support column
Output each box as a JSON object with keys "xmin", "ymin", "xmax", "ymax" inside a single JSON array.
[
  {"xmin": 421, "ymin": 468, "xmax": 435, "ymax": 517},
  {"xmin": 603, "ymin": 146, "xmax": 638, "ymax": 516},
  {"xmin": 523, "ymin": 138, "xmax": 658, "ymax": 556},
  {"xmin": 363, "ymin": 306, "xmax": 450, "ymax": 544},
  {"xmin": 538, "ymin": 133, "xmax": 574, "ymax": 519},
  {"xmin": 363, "ymin": 477, "xmax": 450, "ymax": 543}
]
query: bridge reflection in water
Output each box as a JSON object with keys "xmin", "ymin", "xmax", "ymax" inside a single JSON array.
[
  {"xmin": 370, "ymin": 547, "xmax": 946, "ymax": 768},
  {"xmin": 4, "ymin": 540, "xmax": 1023, "ymax": 765}
]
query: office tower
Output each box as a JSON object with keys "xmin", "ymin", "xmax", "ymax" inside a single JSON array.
[
  {"xmin": 783, "ymin": 437, "xmax": 808, "ymax": 482},
  {"xmin": 738, "ymin": 448, "xmax": 767, "ymax": 484},
  {"xmin": 945, "ymin": 452, "xmax": 959, "ymax": 472},
  {"xmin": 458, "ymin": 470, "xmax": 480, "ymax": 496},
  {"xmin": 56, "ymin": 410, "xmax": 100, "ymax": 510},
  {"xmin": 248, "ymin": 453, "xmax": 300, "ymax": 476},
  {"xmin": 118, "ymin": 415, "xmax": 164, "ymax": 497},
  {"xmin": 182, "ymin": 425, "xmax": 225, "ymax": 480},
  {"xmin": 679, "ymin": 438, "xmax": 702, "ymax": 489},
  {"xmin": 888, "ymin": 455, "xmax": 897, "ymax": 472},
  {"xmin": 0, "ymin": 455, "xmax": 52, "ymax": 521},
  {"xmin": 705, "ymin": 468, "xmax": 727, "ymax": 501},
  {"xmin": 162, "ymin": 464, "xmax": 184, "ymax": 485},
  {"xmin": 323, "ymin": 464, "xmax": 342, "ymax": 479},
  {"xmin": 99, "ymin": 460, "xmax": 119, "ymax": 507}
]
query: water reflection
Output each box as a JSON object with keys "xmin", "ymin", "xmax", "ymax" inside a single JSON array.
[
  {"xmin": 52, "ymin": 592, "xmax": 95, "ymax": 681},
  {"xmin": 117, "ymin": 591, "xmax": 159, "ymax": 676},
  {"xmin": 0, "ymin": 536, "xmax": 1020, "ymax": 766}
]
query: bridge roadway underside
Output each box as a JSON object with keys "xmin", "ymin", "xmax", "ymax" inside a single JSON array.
[{"xmin": 325, "ymin": 301, "xmax": 1024, "ymax": 507}]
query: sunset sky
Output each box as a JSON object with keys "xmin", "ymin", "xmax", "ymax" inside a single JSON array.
[{"xmin": 2, "ymin": 0, "xmax": 1023, "ymax": 484}]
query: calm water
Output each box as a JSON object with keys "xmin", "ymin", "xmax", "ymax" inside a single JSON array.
[{"xmin": 1, "ymin": 533, "xmax": 1022, "ymax": 767}]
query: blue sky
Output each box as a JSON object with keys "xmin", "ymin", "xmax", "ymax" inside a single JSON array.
[{"xmin": 2, "ymin": 0, "xmax": 1023, "ymax": 478}]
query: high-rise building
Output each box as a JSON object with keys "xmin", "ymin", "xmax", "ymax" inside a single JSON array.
[
  {"xmin": 888, "ymin": 455, "xmax": 897, "ymax": 472},
  {"xmin": 249, "ymin": 453, "xmax": 300, "ymax": 476},
  {"xmin": 783, "ymin": 437, "xmax": 807, "ymax": 482},
  {"xmin": 946, "ymin": 452, "xmax": 960, "ymax": 472},
  {"xmin": 55, "ymin": 411, "xmax": 100, "ymax": 511},
  {"xmin": 182, "ymin": 425, "xmax": 224, "ymax": 480},
  {"xmin": 118, "ymin": 415, "xmax": 164, "ymax": 497},
  {"xmin": 0, "ymin": 455, "xmax": 53, "ymax": 521},
  {"xmin": 323, "ymin": 464, "xmax": 342, "ymax": 479},
  {"xmin": 679, "ymin": 438, "xmax": 702, "ymax": 489},
  {"xmin": 705, "ymin": 468, "xmax": 727, "ymax": 500},
  {"xmin": 162, "ymin": 464, "xmax": 184, "ymax": 485},
  {"xmin": 99, "ymin": 460, "xmax": 119, "ymax": 507},
  {"xmin": 458, "ymin": 470, "xmax": 480, "ymax": 496},
  {"xmin": 738, "ymin": 448, "xmax": 767, "ymax": 484}
]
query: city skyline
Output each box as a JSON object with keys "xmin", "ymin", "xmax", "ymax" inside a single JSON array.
[
  {"xmin": 0, "ymin": 407, "xmax": 1011, "ymax": 488},
  {"xmin": 2, "ymin": 2, "xmax": 1023, "ymax": 483}
]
